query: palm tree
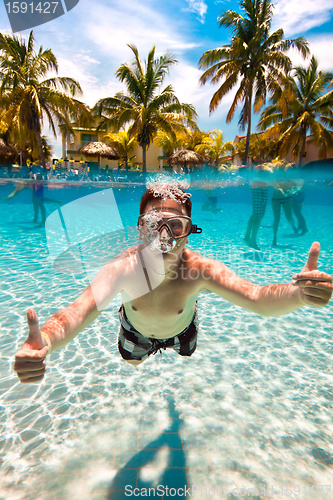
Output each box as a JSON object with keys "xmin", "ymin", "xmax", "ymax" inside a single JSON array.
[
  {"xmin": 234, "ymin": 133, "xmax": 279, "ymax": 164},
  {"xmin": 194, "ymin": 129, "xmax": 234, "ymax": 166},
  {"xmin": 94, "ymin": 45, "xmax": 197, "ymax": 172},
  {"xmin": 104, "ymin": 128, "xmax": 138, "ymax": 171},
  {"xmin": 154, "ymin": 130, "xmax": 184, "ymax": 168},
  {"xmin": 258, "ymin": 56, "xmax": 333, "ymax": 165},
  {"xmin": 27, "ymin": 135, "xmax": 54, "ymax": 164},
  {"xmin": 180, "ymin": 125, "xmax": 208, "ymax": 152},
  {"xmin": 198, "ymin": 0, "xmax": 309, "ymax": 165},
  {"xmin": 0, "ymin": 31, "xmax": 91, "ymax": 166}
]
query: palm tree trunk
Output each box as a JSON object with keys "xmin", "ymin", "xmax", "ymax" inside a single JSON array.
[
  {"xmin": 298, "ymin": 126, "xmax": 307, "ymax": 166},
  {"xmin": 31, "ymin": 105, "xmax": 46, "ymax": 168},
  {"xmin": 35, "ymin": 128, "xmax": 46, "ymax": 167},
  {"xmin": 21, "ymin": 147, "xmax": 28, "ymax": 167},
  {"xmin": 142, "ymin": 144, "xmax": 147, "ymax": 172},
  {"xmin": 243, "ymin": 90, "xmax": 253, "ymax": 166}
]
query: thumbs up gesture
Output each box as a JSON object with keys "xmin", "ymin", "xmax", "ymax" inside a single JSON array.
[
  {"xmin": 14, "ymin": 309, "xmax": 50, "ymax": 384},
  {"xmin": 292, "ymin": 242, "xmax": 333, "ymax": 307}
]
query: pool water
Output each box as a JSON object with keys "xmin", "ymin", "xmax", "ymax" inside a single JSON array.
[{"xmin": 0, "ymin": 179, "xmax": 333, "ymax": 500}]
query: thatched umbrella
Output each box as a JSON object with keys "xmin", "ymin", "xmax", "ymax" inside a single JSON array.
[
  {"xmin": 169, "ymin": 149, "xmax": 205, "ymax": 168},
  {"xmin": 0, "ymin": 138, "xmax": 17, "ymax": 156},
  {"xmin": 77, "ymin": 141, "xmax": 120, "ymax": 168}
]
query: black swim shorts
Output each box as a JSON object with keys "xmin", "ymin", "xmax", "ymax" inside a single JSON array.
[{"xmin": 118, "ymin": 304, "xmax": 198, "ymax": 361}]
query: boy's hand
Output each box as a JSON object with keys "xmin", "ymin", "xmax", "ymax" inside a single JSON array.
[
  {"xmin": 292, "ymin": 242, "xmax": 333, "ymax": 307},
  {"xmin": 14, "ymin": 309, "xmax": 49, "ymax": 384}
]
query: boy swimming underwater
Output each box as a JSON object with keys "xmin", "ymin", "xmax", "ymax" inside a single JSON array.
[{"xmin": 14, "ymin": 183, "xmax": 333, "ymax": 382}]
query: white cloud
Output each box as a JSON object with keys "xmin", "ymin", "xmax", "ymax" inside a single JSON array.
[
  {"xmin": 83, "ymin": 1, "xmax": 200, "ymax": 67},
  {"xmin": 287, "ymin": 34, "xmax": 333, "ymax": 71},
  {"xmin": 165, "ymin": 61, "xmax": 235, "ymax": 126},
  {"xmin": 183, "ymin": 0, "xmax": 208, "ymax": 23},
  {"xmin": 55, "ymin": 54, "xmax": 123, "ymax": 107},
  {"xmin": 272, "ymin": 0, "xmax": 333, "ymax": 36}
]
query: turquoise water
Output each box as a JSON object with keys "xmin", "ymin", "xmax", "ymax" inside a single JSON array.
[{"xmin": 0, "ymin": 178, "xmax": 333, "ymax": 500}]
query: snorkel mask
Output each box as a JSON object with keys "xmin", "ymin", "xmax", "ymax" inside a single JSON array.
[{"xmin": 138, "ymin": 212, "xmax": 202, "ymax": 253}]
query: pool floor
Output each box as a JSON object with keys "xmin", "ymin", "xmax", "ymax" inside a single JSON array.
[{"xmin": 2, "ymin": 346, "xmax": 333, "ymax": 500}]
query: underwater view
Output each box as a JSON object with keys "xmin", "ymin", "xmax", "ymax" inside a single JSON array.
[{"xmin": 1, "ymin": 171, "xmax": 333, "ymax": 500}]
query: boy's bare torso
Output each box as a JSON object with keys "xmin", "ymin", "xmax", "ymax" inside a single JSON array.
[{"xmin": 116, "ymin": 246, "xmax": 204, "ymax": 339}]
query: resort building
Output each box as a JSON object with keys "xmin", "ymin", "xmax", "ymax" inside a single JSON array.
[
  {"xmin": 61, "ymin": 126, "xmax": 166, "ymax": 172},
  {"xmin": 57, "ymin": 125, "xmax": 333, "ymax": 173}
]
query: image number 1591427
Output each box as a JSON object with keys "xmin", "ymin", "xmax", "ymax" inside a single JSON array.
[
  {"xmin": 3, "ymin": 0, "xmax": 80, "ymax": 32},
  {"xmin": 6, "ymin": 2, "xmax": 60, "ymax": 14}
]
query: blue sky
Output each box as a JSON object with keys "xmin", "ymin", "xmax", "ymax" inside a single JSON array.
[{"xmin": 1, "ymin": 0, "xmax": 333, "ymax": 158}]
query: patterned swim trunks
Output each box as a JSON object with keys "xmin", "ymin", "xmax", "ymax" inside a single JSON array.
[
  {"xmin": 251, "ymin": 186, "xmax": 268, "ymax": 216},
  {"xmin": 118, "ymin": 304, "xmax": 198, "ymax": 361}
]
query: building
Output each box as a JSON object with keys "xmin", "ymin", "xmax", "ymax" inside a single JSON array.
[{"xmin": 61, "ymin": 126, "xmax": 165, "ymax": 171}]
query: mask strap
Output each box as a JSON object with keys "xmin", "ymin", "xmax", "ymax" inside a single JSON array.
[{"xmin": 191, "ymin": 225, "xmax": 202, "ymax": 234}]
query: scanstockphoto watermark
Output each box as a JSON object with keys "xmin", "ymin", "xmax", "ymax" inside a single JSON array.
[
  {"xmin": 125, "ymin": 484, "xmax": 268, "ymax": 497},
  {"xmin": 125, "ymin": 484, "xmax": 333, "ymax": 497},
  {"xmin": 4, "ymin": 0, "xmax": 80, "ymax": 32}
]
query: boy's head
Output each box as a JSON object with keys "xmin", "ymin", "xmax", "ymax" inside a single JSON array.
[
  {"xmin": 139, "ymin": 182, "xmax": 192, "ymax": 217},
  {"xmin": 138, "ymin": 183, "xmax": 193, "ymax": 254}
]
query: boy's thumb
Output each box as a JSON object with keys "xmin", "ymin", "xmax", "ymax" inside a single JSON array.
[{"xmin": 26, "ymin": 308, "xmax": 44, "ymax": 349}]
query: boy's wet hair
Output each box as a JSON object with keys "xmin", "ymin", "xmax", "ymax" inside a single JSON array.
[{"xmin": 140, "ymin": 182, "xmax": 192, "ymax": 217}]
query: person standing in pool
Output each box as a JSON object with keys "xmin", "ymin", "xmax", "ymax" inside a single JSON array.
[
  {"xmin": 201, "ymin": 187, "xmax": 223, "ymax": 214},
  {"xmin": 13, "ymin": 183, "xmax": 332, "ymax": 382},
  {"xmin": 244, "ymin": 165, "xmax": 279, "ymax": 250},
  {"xmin": 271, "ymin": 180, "xmax": 298, "ymax": 246},
  {"xmin": 244, "ymin": 167, "xmax": 270, "ymax": 250},
  {"xmin": 3, "ymin": 173, "xmax": 62, "ymax": 226},
  {"xmin": 292, "ymin": 180, "xmax": 309, "ymax": 236}
]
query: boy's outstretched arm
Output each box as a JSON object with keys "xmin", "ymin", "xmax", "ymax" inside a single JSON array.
[
  {"xmin": 14, "ymin": 257, "xmax": 125, "ymax": 383},
  {"xmin": 256, "ymin": 242, "xmax": 332, "ymax": 315},
  {"xmin": 201, "ymin": 242, "xmax": 332, "ymax": 317}
]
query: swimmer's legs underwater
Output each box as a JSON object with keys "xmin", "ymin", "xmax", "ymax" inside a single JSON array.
[
  {"xmin": 272, "ymin": 198, "xmax": 297, "ymax": 246},
  {"xmin": 292, "ymin": 198, "xmax": 308, "ymax": 235},
  {"xmin": 244, "ymin": 213, "xmax": 263, "ymax": 250},
  {"xmin": 32, "ymin": 195, "xmax": 46, "ymax": 224}
]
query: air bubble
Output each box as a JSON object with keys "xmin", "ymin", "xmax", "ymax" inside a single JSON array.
[{"xmin": 146, "ymin": 180, "xmax": 191, "ymax": 205}]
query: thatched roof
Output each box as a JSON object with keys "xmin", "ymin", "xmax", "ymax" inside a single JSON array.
[
  {"xmin": 77, "ymin": 141, "xmax": 120, "ymax": 159},
  {"xmin": 169, "ymin": 149, "xmax": 205, "ymax": 165},
  {"xmin": 0, "ymin": 138, "xmax": 17, "ymax": 156}
]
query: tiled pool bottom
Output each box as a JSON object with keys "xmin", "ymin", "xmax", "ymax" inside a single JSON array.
[{"xmin": 1, "ymin": 304, "xmax": 333, "ymax": 500}]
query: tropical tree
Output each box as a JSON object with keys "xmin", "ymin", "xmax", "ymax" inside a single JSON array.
[
  {"xmin": 258, "ymin": 56, "xmax": 333, "ymax": 165},
  {"xmin": 180, "ymin": 125, "xmax": 208, "ymax": 152},
  {"xmin": 94, "ymin": 45, "xmax": 197, "ymax": 171},
  {"xmin": 198, "ymin": 0, "xmax": 309, "ymax": 164},
  {"xmin": 234, "ymin": 133, "xmax": 279, "ymax": 164},
  {"xmin": 104, "ymin": 128, "xmax": 138, "ymax": 171},
  {"xmin": 0, "ymin": 31, "xmax": 92, "ymax": 166},
  {"xmin": 154, "ymin": 130, "xmax": 184, "ymax": 167},
  {"xmin": 27, "ymin": 135, "xmax": 54, "ymax": 164},
  {"xmin": 194, "ymin": 129, "xmax": 235, "ymax": 166}
]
